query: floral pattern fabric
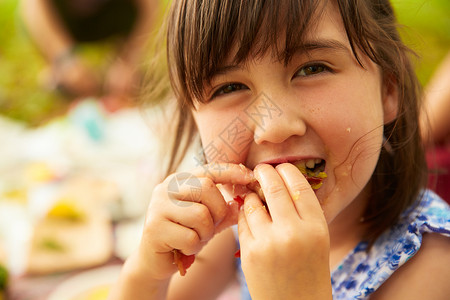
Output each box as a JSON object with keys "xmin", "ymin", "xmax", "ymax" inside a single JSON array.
[
  {"xmin": 235, "ymin": 190, "xmax": 450, "ymax": 300},
  {"xmin": 331, "ymin": 190, "xmax": 450, "ymax": 299}
]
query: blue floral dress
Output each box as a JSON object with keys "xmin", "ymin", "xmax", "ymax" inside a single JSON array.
[{"xmin": 235, "ymin": 190, "xmax": 450, "ymax": 300}]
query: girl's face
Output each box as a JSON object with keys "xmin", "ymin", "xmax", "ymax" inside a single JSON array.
[{"xmin": 191, "ymin": 1, "xmax": 397, "ymax": 223}]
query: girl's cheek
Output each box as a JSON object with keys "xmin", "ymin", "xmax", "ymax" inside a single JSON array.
[
  {"xmin": 197, "ymin": 137, "xmax": 250, "ymax": 166},
  {"xmin": 197, "ymin": 118, "xmax": 255, "ymax": 165}
]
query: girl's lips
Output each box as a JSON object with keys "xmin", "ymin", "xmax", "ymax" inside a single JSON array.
[
  {"xmin": 241, "ymin": 158, "xmax": 327, "ymax": 198},
  {"xmin": 258, "ymin": 157, "xmax": 326, "ymax": 171}
]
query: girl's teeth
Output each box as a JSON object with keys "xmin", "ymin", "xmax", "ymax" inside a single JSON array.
[
  {"xmin": 293, "ymin": 159, "xmax": 324, "ymax": 170},
  {"xmin": 306, "ymin": 159, "xmax": 316, "ymax": 169},
  {"xmin": 296, "ymin": 161, "xmax": 306, "ymax": 169}
]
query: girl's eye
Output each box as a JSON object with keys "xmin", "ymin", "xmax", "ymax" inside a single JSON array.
[
  {"xmin": 295, "ymin": 63, "xmax": 331, "ymax": 77},
  {"xmin": 211, "ymin": 83, "xmax": 248, "ymax": 99}
]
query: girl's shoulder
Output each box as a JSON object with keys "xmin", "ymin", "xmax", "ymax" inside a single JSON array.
[
  {"xmin": 331, "ymin": 190, "xmax": 450, "ymax": 299},
  {"xmin": 400, "ymin": 189, "xmax": 450, "ymax": 234},
  {"xmin": 370, "ymin": 231, "xmax": 450, "ymax": 299}
]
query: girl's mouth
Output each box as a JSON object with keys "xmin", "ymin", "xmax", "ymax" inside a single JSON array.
[
  {"xmin": 246, "ymin": 158, "xmax": 327, "ymax": 201},
  {"xmin": 272, "ymin": 158, "xmax": 327, "ymax": 190},
  {"xmin": 268, "ymin": 158, "xmax": 326, "ymax": 178},
  {"xmin": 294, "ymin": 159, "xmax": 327, "ymax": 190},
  {"xmin": 292, "ymin": 158, "xmax": 326, "ymax": 176}
]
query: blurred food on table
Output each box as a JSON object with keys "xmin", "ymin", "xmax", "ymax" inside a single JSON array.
[{"xmin": 0, "ymin": 99, "xmax": 165, "ymax": 299}]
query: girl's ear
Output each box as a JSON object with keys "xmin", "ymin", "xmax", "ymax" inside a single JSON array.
[{"xmin": 382, "ymin": 75, "xmax": 399, "ymax": 124}]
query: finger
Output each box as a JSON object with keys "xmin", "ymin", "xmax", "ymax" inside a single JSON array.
[
  {"xmin": 165, "ymin": 201, "xmax": 215, "ymax": 243},
  {"xmin": 275, "ymin": 163, "xmax": 325, "ymax": 221},
  {"xmin": 167, "ymin": 175, "xmax": 228, "ymax": 226},
  {"xmin": 153, "ymin": 219, "xmax": 204, "ymax": 256},
  {"xmin": 192, "ymin": 163, "xmax": 254, "ymax": 185},
  {"xmin": 253, "ymin": 164, "xmax": 298, "ymax": 223},
  {"xmin": 242, "ymin": 193, "xmax": 271, "ymax": 236},
  {"xmin": 215, "ymin": 201, "xmax": 240, "ymax": 233},
  {"xmin": 166, "ymin": 172, "xmax": 204, "ymax": 203},
  {"xmin": 237, "ymin": 203, "xmax": 253, "ymax": 241},
  {"xmin": 197, "ymin": 178, "xmax": 229, "ymax": 225}
]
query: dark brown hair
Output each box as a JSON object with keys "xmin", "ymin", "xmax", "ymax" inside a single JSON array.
[{"xmin": 154, "ymin": 0, "xmax": 427, "ymax": 243}]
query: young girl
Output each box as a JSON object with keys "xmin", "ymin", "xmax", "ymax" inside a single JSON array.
[{"xmin": 109, "ymin": 0, "xmax": 450, "ymax": 299}]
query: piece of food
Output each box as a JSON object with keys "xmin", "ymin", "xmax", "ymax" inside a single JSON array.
[
  {"xmin": 173, "ymin": 250, "xmax": 195, "ymax": 276},
  {"xmin": 246, "ymin": 181, "xmax": 266, "ymax": 201},
  {"xmin": 46, "ymin": 199, "xmax": 85, "ymax": 222},
  {"xmin": 233, "ymin": 195, "xmax": 245, "ymax": 208},
  {"xmin": 40, "ymin": 237, "xmax": 65, "ymax": 252},
  {"xmin": 294, "ymin": 160, "xmax": 327, "ymax": 190},
  {"xmin": 72, "ymin": 285, "xmax": 110, "ymax": 300}
]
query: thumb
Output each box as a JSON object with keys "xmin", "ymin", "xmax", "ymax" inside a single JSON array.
[{"xmin": 215, "ymin": 201, "xmax": 239, "ymax": 233}]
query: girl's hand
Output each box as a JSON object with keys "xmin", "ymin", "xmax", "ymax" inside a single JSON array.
[
  {"xmin": 238, "ymin": 163, "xmax": 332, "ymax": 300},
  {"xmin": 134, "ymin": 163, "xmax": 253, "ymax": 281}
]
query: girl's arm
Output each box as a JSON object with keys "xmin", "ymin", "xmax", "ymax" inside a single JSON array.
[
  {"xmin": 19, "ymin": 0, "xmax": 100, "ymax": 97},
  {"xmin": 103, "ymin": 0, "xmax": 160, "ymax": 100},
  {"xmin": 115, "ymin": 0, "xmax": 160, "ymax": 66},
  {"xmin": 109, "ymin": 253, "xmax": 170, "ymax": 300},
  {"xmin": 19, "ymin": 0, "xmax": 73, "ymax": 62},
  {"xmin": 370, "ymin": 233, "xmax": 450, "ymax": 299},
  {"xmin": 110, "ymin": 228, "xmax": 237, "ymax": 300}
]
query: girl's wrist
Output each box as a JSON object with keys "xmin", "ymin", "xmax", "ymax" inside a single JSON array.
[
  {"xmin": 125, "ymin": 250, "xmax": 170, "ymax": 283},
  {"xmin": 113, "ymin": 252, "xmax": 171, "ymax": 300}
]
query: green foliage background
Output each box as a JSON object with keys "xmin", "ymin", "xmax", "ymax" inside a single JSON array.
[
  {"xmin": 0, "ymin": 0, "xmax": 449, "ymax": 126},
  {"xmin": 0, "ymin": 0, "xmax": 64, "ymax": 126},
  {"xmin": 391, "ymin": 0, "xmax": 450, "ymax": 84}
]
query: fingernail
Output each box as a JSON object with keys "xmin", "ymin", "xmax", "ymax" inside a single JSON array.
[
  {"xmin": 247, "ymin": 170, "xmax": 255, "ymax": 181},
  {"xmin": 239, "ymin": 163, "xmax": 254, "ymax": 181}
]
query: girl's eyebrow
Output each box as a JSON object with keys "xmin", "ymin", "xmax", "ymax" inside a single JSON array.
[
  {"xmin": 210, "ymin": 39, "xmax": 350, "ymax": 79},
  {"xmin": 208, "ymin": 64, "xmax": 246, "ymax": 85},
  {"xmin": 213, "ymin": 64, "xmax": 245, "ymax": 76},
  {"xmin": 300, "ymin": 38, "xmax": 350, "ymax": 53}
]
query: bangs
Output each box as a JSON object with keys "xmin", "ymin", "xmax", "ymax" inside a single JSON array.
[{"xmin": 167, "ymin": 0, "xmax": 323, "ymax": 104}]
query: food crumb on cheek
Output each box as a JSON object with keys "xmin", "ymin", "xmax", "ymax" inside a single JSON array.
[{"xmin": 346, "ymin": 127, "xmax": 351, "ymax": 133}]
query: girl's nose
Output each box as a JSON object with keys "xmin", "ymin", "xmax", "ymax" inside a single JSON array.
[{"xmin": 248, "ymin": 92, "xmax": 307, "ymax": 144}]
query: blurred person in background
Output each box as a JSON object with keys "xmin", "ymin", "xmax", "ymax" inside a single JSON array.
[
  {"xmin": 422, "ymin": 52, "xmax": 450, "ymax": 146},
  {"xmin": 19, "ymin": 0, "xmax": 160, "ymax": 112},
  {"xmin": 421, "ymin": 51, "xmax": 450, "ymax": 202}
]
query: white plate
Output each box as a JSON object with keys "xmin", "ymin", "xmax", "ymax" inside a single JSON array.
[{"xmin": 47, "ymin": 265, "xmax": 121, "ymax": 300}]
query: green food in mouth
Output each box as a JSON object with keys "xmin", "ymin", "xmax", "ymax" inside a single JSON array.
[{"xmin": 294, "ymin": 163, "xmax": 327, "ymax": 190}]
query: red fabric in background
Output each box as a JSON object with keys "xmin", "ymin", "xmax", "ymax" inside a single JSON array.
[{"xmin": 427, "ymin": 145, "xmax": 450, "ymax": 204}]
